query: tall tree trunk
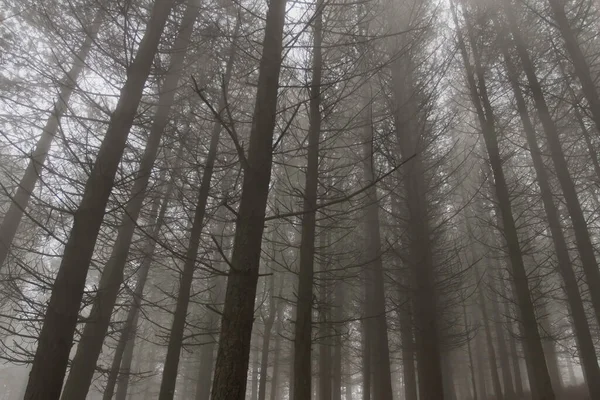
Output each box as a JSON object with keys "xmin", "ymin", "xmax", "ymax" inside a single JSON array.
[
  {"xmin": 107, "ymin": 140, "xmax": 185, "ymax": 400},
  {"xmin": 156, "ymin": 16, "xmax": 239, "ymax": 399},
  {"xmin": 463, "ymin": 304, "xmax": 478, "ymax": 400},
  {"xmin": 475, "ymin": 330, "xmax": 489, "ymax": 400},
  {"xmin": 538, "ymin": 302, "xmax": 563, "ymax": 392},
  {"xmin": 488, "ymin": 275, "xmax": 516, "ymax": 399},
  {"xmin": 195, "ymin": 336, "xmax": 216, "ymax": 400},
  {"xmin": 293, "ymin": 1, "xmax": 323, "ymax": 398},
  {"xmin": 103, "ymin": 149, "xmax": 177, "ymax": 400},
  {"xmin": 209, "ymin": 0, "xmax": 287, "ymax": 395},
  {"xmin": 23, "ymin": 1, "xmax": 175, "ymax": 398},
  {"xmin": 501, "ymin": 0, "xmax": 600, "ymax": 333},
  {"xmin": 398, "ymin": 276, "xmax": 418, "ymax": 400},
  {"xmin": 0, "ymin": 9, "xmax": 104, "ymax": 268},
  {"xmin": 258, "ymin": 276, "xmax": 277, "ymax": 400},
  {"xmin": 61, "ymin": 5, "xmax": 201, "ymax": 398},
  {"xmin": 318, "ymin": 236, "xmax": 331, "ymax": 400},
  {"xmin": 361, "ymin": 318, "xmax": 371, "ymax": 400},
  {"xmin": 474, "ymin": 267, "xmax": 503, "ymax": 400},
  {"xmin": 331, "ymin": 282, "xmax": 343, "ymax": 400},
  {"xmin": 251, "ymin": 344, "xmax": 260, "ymax": 400},
  {"xmin": 453, "ymin": 4, "xmax": 556, "ymax": 399},
  {"xmin": 359, "ymin": 51, "xmax": 394, "ymax": 400},
  {"xmin": 269, "ymin": 297, "xmax": 285, "ymax": 400}
]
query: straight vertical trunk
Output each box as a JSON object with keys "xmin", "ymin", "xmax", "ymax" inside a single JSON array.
[
  {"xmin": 488, "ymin": 276, "xmax": 516, "ymax": 398},
  {"xmin": 361, "ymin": 318, "xmax": 371, "ymax": 400},
  {"xmin": 453, "ymin": 4, "xmax": 555, "ymax": 399},
  {"xmin": 331, "ymin": 282, "xmax": 343, "ymax": 400},
  {"xmin": 195, "ymin": 339, "xmax": 216, "ymax": 400},
  {"xmin": 463, "ymin": 304, "xmax": 478, "ymax": 400},
  {"xmin": 23, "ymin": 1, "xmax": 175, "ymax": 398},
  {"xmin": 258, "ymin": 277, "xmax": 276, "ymax": 400},
  {"xmin": 293, "ymin": 1, "xmax": 323, "ymax": 398},
  {"xmin": 0, "ymin": 9, "xmax": 104, "ymax": 268},
  {"xmin": 209, "ymin": 0, "xmax": 287, "ymax": 395},
  {"xmin": 157, "ymin": 18, "xmax": 239, "ymax": 399},
  {"xmin": 251, "ymin": 344, "xmax": 260, "ymax": 400},
  {"xmin": 359, "ymin": 52, "xmax": 394, "ymax": 400},
  {"xmin": 474, "ymin": 270, "xmax": 503, "ymax": 400},
  {"xmin": 269, "ymin": 298, "xmax": 285, "ymax": 400}
]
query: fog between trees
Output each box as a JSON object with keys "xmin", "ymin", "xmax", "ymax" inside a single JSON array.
[{"xmin": 0, "ymin": 0, "xmax": 600, "ymax": 399}]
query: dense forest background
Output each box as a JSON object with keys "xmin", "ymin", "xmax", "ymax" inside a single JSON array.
[{"xmin": 1, "ymin": 0, "xmax": 600, "ymax": 398}]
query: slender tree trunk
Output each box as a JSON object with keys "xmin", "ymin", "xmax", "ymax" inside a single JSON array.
[
  {"xmin": 258, "ymin": 276, "xmax": 276, "ymax": 400},
  {"xmin": 475, "ymin": 330, "xmax": 489, "ymax": 400},
  {"xmin": 453, "ymin": 5, "xmax": 555, "ymax": 398},
  {"xmin": 463, "ymin": 304, "xmax": 478, "ymax": 400},
  {"xmin": 23, "ymin": 1, "xmax": 175, "ymax": 398},
  {"xmin": 399, "ymin": 278, "xmax": 418, "ymax": 400},
  {"xmin": 474, "ymin": 269, "xmax": 503, "ymax": 400},
  {"xmin": 332, "ymin": 282, "xmax": 343, "ymax": 400},
  {"xmin": 0, "ymin": 9, "xmax": 104, "ymax": 268},
  {"xmin": 195, "ymin": 338, "xmax": 216, "ymax": 400},
  {"xmin": 293, "ymin": 1, "xmax": 323, "ymax": 398},
  {"xmin": 269, "ymin": 298, "xmax": 285, "ymax": 400},
  {"xmin": 209, "ymin": 0, "xmax": 287, "ymax": 395},
  {"xmin": 487, "ymin": 269, "xmax": 515, "ymax": 398},
  {"xmin": 106, "ymin": 141, "xmax": 184, "ymax": 400},
  {"xmin": 319, "ymin": 234, "xmax": 331, "ymax": 400},
  {"xmin": 156, "ymin": 17, "xmax": 239, "ymax": 399},
  {"xmin": 361, "ymin": 318, "xmax": 371, "ymax": 400},
  {"xmin": 251, "ymin": 344, "xmax": 259, "ymax": 400}
]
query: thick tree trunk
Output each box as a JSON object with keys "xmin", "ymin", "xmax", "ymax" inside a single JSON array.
[
  {"xmin": 454, "ymin": 5, "xmax": 556, "ymax": 398},
  {"xmin": 0, "ymin": 10, "xmax": 104, "ymax": 268},
  {"xmin": 209, "ymin": 0, "xmax": 287, "ymax": 395},
  {"xmin": 293, "ymin": 1, "xmax": 323, "ymax": 398},
  {"xmin": 61, "ymin": 5, "xmax": 201, "ymax": 398},
  {"xmin": 23, "ymin": 1, "xmax": 175, "ymax": 398}
]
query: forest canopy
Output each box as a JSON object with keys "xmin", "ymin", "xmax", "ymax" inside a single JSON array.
[{"xmin": 0, "ymin": 0, "xmax": 600, "ymax": 399}]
